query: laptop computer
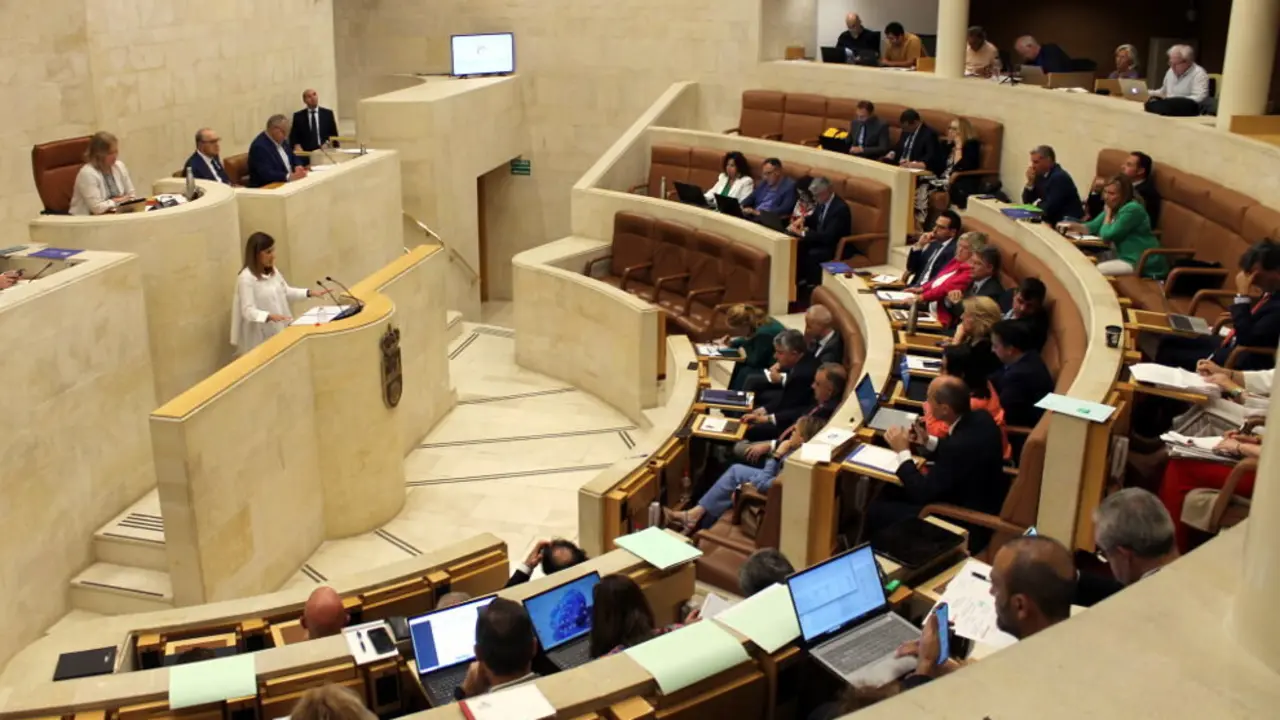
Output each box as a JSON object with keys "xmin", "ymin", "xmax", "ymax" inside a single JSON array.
[
  {"xmin": 1117, "ymin": 78, "xmax": 1150, "ymax": 102},
  {"xmin": 713, "ymin": 194, "xmax": 746, "ymax": 218},
  {"xmin": 53, "ymin": 646, "xmax": 117, "ymax": 681},
  {"xmin": 871, "ymin": 517, "xmax": 966, "ymax": 570},
  {"xmin": 820, "ymin": 46, "xmax": 848, "ymax": 64},
  {"xmin": 1169, "ymin": 313, "xmax": 1212, "ymax": 335},
  {"xmin": 408, "ymin": 595, "xmax": 497, "ymax": 706},
  {"xmin": 523, "ymin": 571, "xmax": 600, "ymax": 671},
  {"xmin": 787, "ymin": 544, "xmax": 920, "ymax": 685},
  {"xmin": 756, "ymin": 210, "xmax": 789, "ymax": 233},
  {"xmin": 1018, "ymin": 65, "xmax": 1048, "ymax": 87},
  {"xmin": 856, "ymin": 374, "xmax": 918, "ymax": 432},
  {"xmin": 674, "ymin": 181, "xmax": 711, "ymax": 207}
]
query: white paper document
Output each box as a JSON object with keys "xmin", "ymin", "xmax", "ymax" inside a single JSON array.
[
  {"xmin": 845, "ymin": 444, "xmax": 904, "ymax": 474},
  {"xmin": 1129, "ymin": 363, "xmax": 1217, "ymax": 395},
  {"xmin": 700, "ymin": 416, "xmax": 728, "ymax": 433},
  {"xmin": 290, "ymin": 305, "xmax": 345, "ymax": 326},
  {"xmin": 872, "ymin": 274, "xmax": 902, "ymax": 284},
  {"xmin": 890, "ymin": 309, "xmax": 937, "ymax": 323},
  {"xmin": 696, "ymin": 343, "xmax": 722, "ymax": 355},
  {"xmin": 461, "ymin": 683, "xmax": 555, "ymax": 720},
  {"xmin": 1035, "ymin": 393, "xmax": 1116, "ymax": 423},
  {"xmin": 905, "ymin": 355, "xmax": 943, "ymax": 372},
  {"xmin": 699, "ymin": 592, "xmax": 738, "ymax": 620},
  {"xmin": 813, "ymin": 426, "xmax": 855, "ymax": 447},
  {"xmin": 876, "ymin": 290, "xmax": 914, "ymax": 303},
  {"xmin": 937, "ymin": 559, "xmax": 1017, "ymax": 650},
  {"xmin": 799, "ymin": 442, "xmax": 833, "ymax": 463}
]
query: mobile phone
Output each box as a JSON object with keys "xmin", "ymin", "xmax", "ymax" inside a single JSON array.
[
  {"xmin": 933, "ymin": 603, "xmax": 950, "ymax": 666},
  {"xmin": 366, "ymin": 626, "xmax": 396, "ymax": 655}
]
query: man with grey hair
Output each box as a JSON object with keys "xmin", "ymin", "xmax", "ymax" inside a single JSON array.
[
  {"xmin": 184, "ymin": 127, "xmax": 231, "ymax": 184},
  {"xmin": 742, "ymin": 329, "xmax": 819, "ymax": 442},
  {"xmin": 1146, "ymin": 45, "xmax": 1210, "ymax": 117},
  {"xmin": 739, "ymin": 548, "xmax": 794, "ymax": 597},
  {"xmin": 1021, "ymin": 144, "xmax": 1082, "ymax": 226},
  {"xmin": 248, "ymin": 113, "xmax": 307, "ymax": 187},
  {"xmin": 796, "ymin": 176, "xmax": 852, "ymax": 289},
  {"xmin": 1013, "ymin": 35, "xmax": 1072, "ymax": 74},
  {"xmin": 804, "ymin": 304, "xmax": 844, "ymax": 365},
  {"xmin": 1093, "ymin": 488, "xmax": 1180, "ymax": 586}
]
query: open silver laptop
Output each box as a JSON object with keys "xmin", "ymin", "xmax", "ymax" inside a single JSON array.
[
  {"xmin": 787, "ymin": 545, "xmax": 919, "ymax": 685},
  {"xmin": 1169, "ymin": 313, "xmax": 1212, "ymax": 335},
  {"xmin": 1117, "ymin": 78, "xmax": 1150, "ymax": 102},
  {"xmin": 856, "ymin": 374, "xmax": 919, "ymax": 432},
  {"xmin": 1018, "ymin": 65, "xmax": 1048, "ymax": 87}
]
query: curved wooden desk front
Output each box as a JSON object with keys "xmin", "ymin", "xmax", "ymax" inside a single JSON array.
[
  {"xmin": 28, "ymin": 180, "xmax": 241, "ymax": 403},
  {"xmin": 150, "ymin": 245, "xmax": 452, "ymax": 606}
]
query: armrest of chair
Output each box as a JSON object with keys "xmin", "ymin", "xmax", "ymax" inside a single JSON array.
[
  {"xmin": 919, "ymin": 504, "xmax": 1027, "ymax": 536},
  {"xmin": 693, "ymin": 528, "xmax": 756, "ymax": 556},
  {"xmin": 836, "ymin": 232, "xmax": 889, "ymax": 266},
  {"xmin": 730, "ymin": 486, "xmax": 769, "ymax": 524},
  {"xmin": 1209, "ymin": 458, "xmax": 1259, "ymax": 531},
  {"xmin": 619, "ymin": 262, "xmax": 654, "ymax": 290},
  {"xmin": 684, "ymin": 285, "xmax": 726, "ymax": 310},
  {"xmin": 763, "ymin": 132, "xmax": 782, "ymax": 141},
  {"xmin": 1189, "ymin": 289, "xmax": 1241, "ymax": 317},
  {"xmin": 1136, "ymin": 248, "xmax": 1196, "ymax": 279},
  {"xmin": 627, "ymin": 181, "xmax": 651, "ymax": 195},
  {"xmin": 1226, "ymin": 345, "xmax": 1276, "ymax": 369},
  {"xmin": 654, "ymin": 273, "xmax": 691, "ymax": 293},
  {"xmin": 800, "ymin": 137, "xmax": 821, "ymax": 148},
  {"xmin": 584, "ymin": 255, "xmax": 613, "ymax": 276},
  {"xmin": 723, "ymin": 127, "xmax": 741, "ymax": 135},
  {"xmin": 946, "ymin": 168, "xmax": 999, "ymax": 186}
]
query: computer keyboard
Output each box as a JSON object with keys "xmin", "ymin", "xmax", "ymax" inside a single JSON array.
[
  {"xmin": 426, "ymin": 674, "xmax": 464, "ymax": 706},
  {"xmin": 824, "ymin": 616, "xmax": 919, "ymax": 675},
  {"xmin": 551, "ymin": 640, "xmax": 592, "ymax": 669}
]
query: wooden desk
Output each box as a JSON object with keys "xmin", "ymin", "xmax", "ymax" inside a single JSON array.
[
  {"xmin": 887, "ymin": 307, "xmax": 944, "ymax": 331},
  {"xmin": 1126, "ymin": 308, "xmax": 1207, "ymax": 339},
  {"xmin": 691, "ymin": 414, "xmax": 748, "ymax": 441},
  {"xmin": 695, "ymin": 345, "xmax": 746, "ymax": 363},
  {"xmin": 840, "ymin": 444, "xmax": 926, "ymax": 485},
  {"xmin": 896, "ymin": 331, "xmax": 950, "ymax": 354},
  {"xmin": 888, "ymin": 378, "xmax": 926, "ymax": 409},
  {"xmin": 1117, "ymin": 380, "xmax": 1212, "ymax": 405}
]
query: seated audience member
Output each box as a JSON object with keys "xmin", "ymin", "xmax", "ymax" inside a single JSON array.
[
  {"xmin": 1085, "ymin": 151, "xmax": 1161, "ymax": 226},
  {"xmin": 248, "ymin": 114, "xmax": 307, "ymax": 187},
  {"xmin": 705, "ymin": 151, "xmax": 754, "ymax": 204},
  {"xmin": 739, "ymin": 548, "xmax": 795, "ymax": 597},
  {"xmin": 670, "ymin": 416, "xmax": 820, "ymax": 531},
  {"xmin": 743, "ymin": 346, "xmax": 839, "ymax": 445},
  {"xmin": 905, "ymin": 230, "xmax": 979, "ymax": 326},
  {"xmin": 1156, "ymin": 239, "xmax": 1280, "ymax": 371},
  {"xmin": 1002, "ymin": 278, "xmax": 1051, "ymax": 351},
  {"xmin": 926, "ymin": 344, "xmax": 1011, "ymax": 459},
  {"xmin": 301, "ymin": 586, "xmax": 349, "ymax": 639},
  {"xmin": 836, "ymin": 13, "xmax": 880, "ymax": 62},
  {"xmin": 965, "ymin": 26, "xmax": 1001, "ymax": 77},
  {"xmin": 882, "ymin": 109, "xmax": 941, "ymax": 174},
  {"xmin": 290, "ymin": 88, "xmax": 340, "ymax": 153},
  {"xmin": 1013, "ymin": 35, "xmax": 1072, "ymax": 74},
  {"xmin": 1146, "ymin": 45, "xmax": 1210, "ymax": 117},
  {"xmin": 1110, "ymin": 43, "xmax": 1141, "ymax": 79},
  {"xmin": 589, "ymin": 574, "xmax": 678, "ymax": 657},
  {"xmin": 739, "ymin": 363, "xmax": 847, "ymax": 462},
  {"xmin": 881, "ymin": 22, "xmax": 927, "ymax": 68},
  {"xmin": 1094, "ymin": 488, "xmax": 1181, "ymax": 583},
  {"xmin": 292, "ymin": 685, "xmax": 377, "ymax": 720},
  {"xmin": 787, "ymin": 178, "xmax": 816, "ymax": 236},
  {"xmin": 811, "ymin": 612, "xmax": 951, "ymax": 718},
  {"xmin": 458, "ymin": 598, "xmax": 538, "ymax": 698},
  {"xmin": 948, "ymin": 296, "xmax": 1004, "ymax": 378},
  {"xmin": 0, "ymin": 271, "xmax": 19, "ymax": 290},
  {"xmin": 847, "ymin": 101, "xmax": 892, "ymax": 159},
  {"xmin": 741, "ymin": 158, "xmax": 797, "ymax": 219},
  {"xmin": 436, "ymin": 591, "xmax": 473, "ymax": 610},
  {"xmin": 796, "ymin": 177, "xmax": 853, "ymax": 287},
  {"xmin": 873, "ymin": 376, "xmax": 1008, "ymax": 551},
  {"xmin": 990, "ymin": 319, "xmax": 1055, "ymax": 429},
  {"xmin": 990, "ymin": 536, "xmax": 1076, "ymax": 639},
  {"xmin": 722, "ymin": 304, "xmax": 786, "ymax": 390},
  {"xmin": 806, "ymin": 304, "xmax": 845, "ymax": 365},
  {"xmin": 185, "ymin": 128, "xmax": 232, "ymax": 185},
  {"xmin": 906, "ymin": 210, "xmax": 960, "ymax": 287},
  {"xmin": 506, "ymin": 538, "xmax": 587, "ymax": 587},
  {"xmin": 917, "ymin": 117, "xmax": 983, "ymax": 223},
  {"xmin": 1061, "ymin": 175, "xmax": 1165, "ymax": 278},
  {"xmin": 1022, "ymin": 145, "xmax": 1083, "ymax": 226},
  {"xmin": 944, "ymin": 245, "xmax": 1005, "ymax": 324},
  {"xmin": 71, "ymin": 131, "xmax": 136, "ymax": 215}
]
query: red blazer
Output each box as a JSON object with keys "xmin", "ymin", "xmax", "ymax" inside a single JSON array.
[{"xmin": 917, "ymin": 259, "xmax": 973, "ymax": 325}]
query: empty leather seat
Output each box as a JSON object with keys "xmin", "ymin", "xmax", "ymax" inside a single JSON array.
[
  {"xmin": 779, "ymin": 93, "xmax": 828, "ymax": 144},
  {"xmin": 675, "ymin": 241, "xmax": 770, "ymax": 339},
  {"xmin": 586, "ymin": 212, "xmax": 656, "ymax": 291},
  {"xmin": 688, "ymin": 148, "xmax": 724, "ymax": 194},
  {"xmin": 730, "ymin": 90, "xmax": 786, "ymax": 139},
  {"xmin": 646, "ymin": 145, "xmax": 691, "ymax": 197},
  {"xmin": 658, "ymin": 230, "xmax": 726, "ymax": 317}
]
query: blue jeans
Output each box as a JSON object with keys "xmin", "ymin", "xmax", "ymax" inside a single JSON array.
[{"xmin": 696, "ymin": 459, "xmax": 780, "ymax": 527}]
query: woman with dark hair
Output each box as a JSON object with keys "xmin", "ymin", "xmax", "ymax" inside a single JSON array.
[
  {"xmin": 588, "ymin": 574, "xmax": 679, "ymax": 657},
  {"xmin": 231, "ymin": 232, "xmax": 328, "ymax": 354},
  {"xmin": 924, "ymin": 344, "xmax": 1011, "ymax": 459},
  {"xmin": 704, "ymin": 151, "xmax": 754, "ymax": 203}
]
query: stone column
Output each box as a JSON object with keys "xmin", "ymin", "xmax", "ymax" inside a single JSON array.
[
  {"xmin": 934, "ymin": 0, "xmax": 971, "ymax": 78},
  {"xmin": 1216, "ymin": 0, "xmax": 1280, "ymax": 129},
  {"xmin": 1231, "ymin": 366, "xmax": 1280, "ymax": 670}
]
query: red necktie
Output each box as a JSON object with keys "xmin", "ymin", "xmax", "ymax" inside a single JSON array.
[{"xmin": 1221, "ymin": 293, "xmax": 1270, "ymax": 347}]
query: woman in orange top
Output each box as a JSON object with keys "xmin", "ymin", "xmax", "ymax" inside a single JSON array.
[{"xmin": 923, "ymin": 344, "xmax": 1012, "ymax": 459}]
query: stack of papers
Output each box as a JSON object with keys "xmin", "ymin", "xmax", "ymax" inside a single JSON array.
[
  {"xmin": 1129, "ymin": 363, "xmax": 1218, "ymax": 395},
  {"xmin": 461, "ymin": 684, "xmax": 555, "ymax": 720},
  {"xmin": 876, "ymin": 290, "xmax": 914, "ymax": 303},
  {"xmin": 626, "ymin": 621, "xmax": 750, "ymax": 693},
  {"xmin": 935, "ymin": 559, "xmax": 1017, "ymax": 650},
  {"xmin": 699, "ymin": 416, "xmax": 729, "ymax": 433},
  {"xmin": 1161, "ymin": 432, "xmax": 1234, "ymax": 462},
  {"xmin": 291, "ymin": 305, "xmax": 346, "ymax": 326},
  {"xmin": 844, "ymin": 444, "xmax": 904, "ymax": 474},
  {"xmin": 614, "ymin": 527, "xmax": 702, "ymax": 570},
  {"xmin": 712, "ymin": 583, "xmax": 800, "ymax": 653},
  {"xmin": 699, "ymin": 593, "xmax": 737, "ymax": 620},
  {"xmin": 342, "ymin": 621, "xmax": 399, "ymax": 665}
]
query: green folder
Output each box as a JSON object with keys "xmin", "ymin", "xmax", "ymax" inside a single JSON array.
[
  {"xmin": 168, "ymin": 654, "xmax": 256, "ymax": 709},
  {"xmin": 712, "ymin": 583, "xmax": 801, "ymax": 653},
  {"xmin": 614, "ymin": 527, "xmax": 702, "ymax": 570},
  {"xmin": 625, "ymin": 621, "xmax": 750, "ymax": 694}
]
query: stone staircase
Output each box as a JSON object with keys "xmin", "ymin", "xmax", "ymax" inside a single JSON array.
[{"xmin": 69, "ymin": 490, "xmax": 173, "ymax": 615}]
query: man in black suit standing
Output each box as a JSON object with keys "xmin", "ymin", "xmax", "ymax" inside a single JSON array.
[
  {"xmin": 795, "ymin": 177, "xmax": 853, "ymax": 287},
  {"xmin": 873, "ymin": 376, "xmax": 1009, "ymax": 551},
  {"xmin": 290, "ymin": 88, "xmax": 340, "ymax": 156},
  {"xmin": 882, "ymin": 109, "xmax": 942, "ymax": 173},
  {"xmin": 184, "ymin": 128, "xmax": 232, "ymax": 185},
  {"xmin": 742, "ymin": 330, "xmax": 819, "ymax": 442},
  {"xmin": 847, "ymin": 101, "xmax": 891, "ymax": 159},
  {"xmin": 991, "ymin": 319, "xmax": 1056, "ymax": 430},
  {"xmin": 943, "ymin": 245, "xmax": 1005, "ymax": 325},
  {"xmin": 906, "ymin": 210, "xmax": 960, "ymax": 287}
]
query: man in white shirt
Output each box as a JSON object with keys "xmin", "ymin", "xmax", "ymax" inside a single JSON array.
[{"xmin": 1145, "ymin": 45, "xmax": 1210, "ymax": 117}]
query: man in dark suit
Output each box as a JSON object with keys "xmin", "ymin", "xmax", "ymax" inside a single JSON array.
[
  {"xmin": 1086, "ymin": 151, "xmax": 1161, "ymax": 226},
  {"xmin": 906, "ymin": 210, "xmax": 960, "ymax": 287},
  {"xmin": 835, "ymin": 13, "xmax": 880, "ymax": 63},
  {"xmin": 795, "ymin": 176, "xmax": 853, "ymax": 287},
  {"xmin": 248, "ymin": 114, "xmax": 308, "ymax": 188},
  {"xmin": 183, "ymin": 128, "xmax": 232, "ymax": 185},
  {"xmin": 806, "ymin": 304, "xmax": 845, "ymax": 365},
  {"xmin": 847, "ymin": 101, "xmax": 891, "ymax": 159},
  {"xmin": 290, "ymin": 88, "xmax": 340, "ymax": 153},
  {"xmin": 742, "ymin": 330, "xmax": 819, "ymax": 442},
  {"xmin": 991, "ymin": 319, "xmax": 1056, "ymax": 430},
  {"xmin": 1014, "ymin": 36, "xmax": 1073, "ymax": 74},
  {"xmin": 944, "ymin": 245, "xmax": 1005, "ymax": 325},
  {"xmin": 1021, "ymin": 145, "xmax": 1083, "ymax": 225},
  {"xmin": 1002, "ymin": 278, "xmax": 1050, "ymax": 350},
  {"xmin": 739, "ymin": 363, "xmax": 847, "ymax": 462},
  {"xmin": 882, "ymin": 109, "xmax": 942, "ymax": 173},
  {"xmin": 873, "ymin": 376, "xmax": 1009, "ymax": 551},
  {"xmin": 504, "ymin": 539, "xmax": 586, "ymax": 588}
]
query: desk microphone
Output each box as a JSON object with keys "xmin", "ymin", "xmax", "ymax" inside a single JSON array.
[
  {"xmin": 326, "ymin": 275, "xmax": 364, "ymax": 320},
  {"xmin": 315, "ymin": 280, "xmax": 343, "ymax": 322}
]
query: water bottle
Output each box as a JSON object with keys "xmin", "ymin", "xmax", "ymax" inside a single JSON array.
[
  {"xmin": 184, "ymin": 166, "xmax": 195, "ymax": 201},
  {"xmin": 648, "ymin": 502, "xmax": 660, "ymax": 529},
  {"xmin": 907, "ymin": 295, "xmax": 919, "ymax": 336}
]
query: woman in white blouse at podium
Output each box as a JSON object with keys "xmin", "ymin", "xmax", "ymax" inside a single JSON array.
[{"xmin": 231, "ymin": 232, "xmax": 326, "ymax": 355}]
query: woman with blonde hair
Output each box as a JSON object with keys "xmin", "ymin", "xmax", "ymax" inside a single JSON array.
[
  {"xmin": 947, "ymin": 295, "xmax": 1003, "ymax": 377},
  {"xmin": 721, "ymin": 303, "xmax": 785, "ymax": 390},
  {"xmin": 70, "ymin": 131, "xmax": 136, "ymax": 215},
  {"xmin": 1110, "ymin": 44, "xmax": 1141, "ymax": 79},
  {"xmin": 918, "ymin": 116, "xmax": 983, "ymax": 226}
]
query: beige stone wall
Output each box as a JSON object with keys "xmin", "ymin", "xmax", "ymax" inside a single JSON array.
[{"xmin": 0, "ymin": 1, "xmax": 337, "ymax": 242}]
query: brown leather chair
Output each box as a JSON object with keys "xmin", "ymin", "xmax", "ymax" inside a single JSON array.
[
  {"xmin": 32, "ymin": 136, "xmax": 92, "ymax": 214},
  {"xmin": 688, "ymin": 148, "xmax": 724, "ymax": 193},
  {"xmin": 778, "ymin": 93, "xmax": 828, "ymax": 145},
  {"xmin": 657, "ymin": 230, "xmax": 726, "ymax": 317},
  {"xmin": 643, "ymin": 220, "xmax": 693, "ymax": 303},
  {"xmin": 674, "ymin": 240, "xmax": 770, "ymax": 339},
  {"xmin": 221, "ymin": 153, "xmax": 251, "ymax": 187},
  {"xmin": 837, "ymin": 176, "xmax": 891, "ymax": 267},
  {"xmin": 694, "ymin": 482, "xmax": 783, "ymax": 593},
  {"xmin": 586, "ymin": 212, "xmax": 656, "ymax": 292},
  {"xmin": 726, "ymin": 90, "xmax": 786, "ymax": 139},
  {"xmin": 636, "ymin": 145, "xmax": 691, "ymax": 197}
]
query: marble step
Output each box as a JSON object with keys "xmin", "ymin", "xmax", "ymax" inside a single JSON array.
[
  {"xmin": 446, "ymin": 310, "xmax": 463, "ymax": 343},
  {"xmin": 94, "ymin": 489, "xmax": 167, "ymax": 571},
  {"xmin": 70, "ymin": 563, "xmax": 173, "ymax": 616}
]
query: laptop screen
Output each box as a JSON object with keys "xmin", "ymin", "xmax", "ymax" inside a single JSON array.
[
  {"xmin": 855, "ymin": 374, "xmax": 878, "ymax": 422},
  {"xmin": 408, "ymin": 595, "xmax": 496, "ymax": 675},
  {"xmin": 787, "ymin": 545, "xmax": 887, "ymax": 643},
  {"xmin": 523, "ymin": 572, "xmax": 600, "ymax": 652}
]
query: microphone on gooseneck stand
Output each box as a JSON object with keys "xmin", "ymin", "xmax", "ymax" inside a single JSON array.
[
  {"xmin": 316, "ymin": 280, "xmax": 343, "ymax": 323},
  {"xmin": 326, "ymin": 275, "xmax": 364, "ymax": 320}
]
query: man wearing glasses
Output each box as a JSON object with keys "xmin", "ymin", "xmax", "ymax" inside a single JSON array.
[{"xmin": 185, "ymin": 128, "xmax": 234, "ymax": 185}]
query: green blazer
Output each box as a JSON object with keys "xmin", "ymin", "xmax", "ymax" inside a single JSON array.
[
  {"xmin": 1085, "ymin": 200, "xmax": 1166, "ymax": 278},
  {"xmin": 729, "ymin": 318, "xmax": 785, "ymax": 369}
]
